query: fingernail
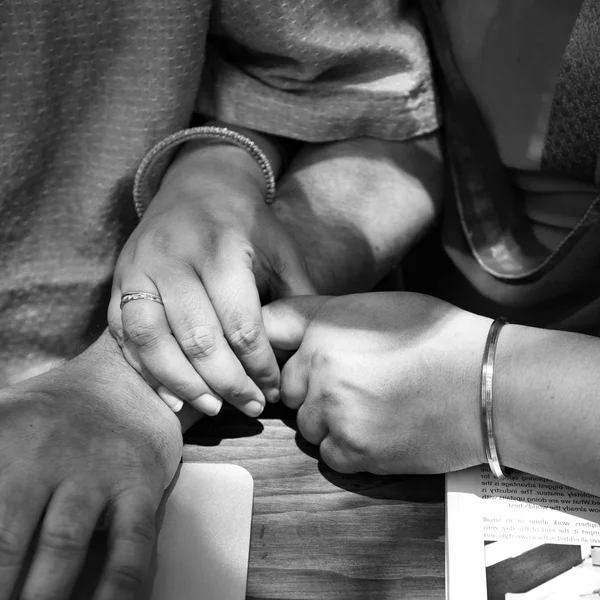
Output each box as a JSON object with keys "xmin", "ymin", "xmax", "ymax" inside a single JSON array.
[
  {"xmin": 157, "ymin": 386, "xmax": 185, "ymax": 413},
  {"xmin": 191, "ymin": 393, "xmax": 223, "ymax": 417},
  {"xmin": 171, "ymin": 398, "xmax": 184, "ymax": 412},
  {"xmin": 244, "ymin": 400, "xmax": 264, "ymax": 417},
  {"xmin": 265, "ymin": 387, "xmax": 280, "ymax": 403}
]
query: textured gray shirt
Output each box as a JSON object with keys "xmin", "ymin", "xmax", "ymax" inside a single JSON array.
[{"xmin": 0, "ymin": 0, "xmax": 437, "ymax": 382}]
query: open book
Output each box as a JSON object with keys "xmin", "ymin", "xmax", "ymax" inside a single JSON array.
[{"xmin": 446, "ymin": 467, "xmax": 600, "ymax": 599}]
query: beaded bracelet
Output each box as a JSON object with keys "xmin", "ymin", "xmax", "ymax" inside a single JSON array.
[
  {"xmin": 481, "ymin": 317, "xmax": 509, "ymax": 478},
  {"xmin": 132, "ymin": 126, "xmax": 277, "ymax": 219}
]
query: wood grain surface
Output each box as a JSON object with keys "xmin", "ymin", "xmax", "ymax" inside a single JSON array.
[{"xmin": 183, "ymin": 407, "xmax": 445, "ymax": 600}]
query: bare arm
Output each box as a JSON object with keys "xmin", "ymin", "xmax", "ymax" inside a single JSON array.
[{"xmin": 495, "ymin": 324, "xmax": 600, "ymax": 496}]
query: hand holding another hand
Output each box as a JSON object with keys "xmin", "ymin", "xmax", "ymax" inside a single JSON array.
[
  {"xmin": 109, "ymin": 140, "xmax": 315, "ymax": 417},
  {"xmin": 262, "ymin": 293, "xmax": 491, "ymax": 475}
]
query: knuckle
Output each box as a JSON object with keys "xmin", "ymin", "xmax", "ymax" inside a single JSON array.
[
  {"xmin": 201, "ymin": 235, "xmax": 249, "ymax": 275},
  {"xmin": 0, "ymin": 523, "xmax": 25, "ymax": 566},
  {"xmin": 125, "ymin": 317, "xmax": 161, "ymax": 351},
  {"xmin": 319, "ymin": 387, "xmax": 343, "ymax": 413},
  {"xmin": 325, "ymin": 424, "xmax": 368, "ymax": 471},
  {"xmin": 222, "ymin": 385, "xmax": 253, "ymax": 403},
  {"xmin": 296, "ymin": 416, "xmax": 321, "ymax": 446},
  {"xmin": 225, "ymin": 321, "xmax": 263, "ymax": 356},
  {"xmin": 126, "ymin": 515, "xmax": 156, "ymax": 547},
  {"xmin": 321, "ymin": 443, "xmax": 357, "ymax": 474},
  {"xmin": 310, "ymin": 348, "xmax": 332, "ymax": 372},
  {"xmin": 179, "ymin": 325, "xmax": 221, "ymax": 361},
  {"xmin": 108, "ymin": 320, "xmax": 125, "ymax": 347},
  {"xmin": 201, "ymin": 225, "xmax": 227, "ymax": 256},
  {"xmin": 38, "ymin": 525, "xmax": 87, "ymax": 557},
  {"xmin": 20, "ymin": 593, "xmax": 48, "ymax": 600},
  {"xmin": 164, "ymin": 379, "xmax": 195, "ymax": 401},
  {"xmin": 337, "ymin": 428, "xmax": 368, "ymax": 460},
  {"xmin": 116, "ymin": 494, "xmax": 157, "ymax": 547},
  {"xmin": 105, "ymin": 563, "xmax": 148, "ymax": 594}
]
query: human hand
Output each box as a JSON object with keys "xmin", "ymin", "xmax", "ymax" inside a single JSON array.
[
  {"xmin": 0, "ymin": 330, "xmax": 183, "ymax": 600},
  {"xmin": 262, "ymin": 293, "xmax": 491, "ymax": 475},
  {"xmin": 109, "ymin": 145, "xmax": 315, "ymax": 417}
]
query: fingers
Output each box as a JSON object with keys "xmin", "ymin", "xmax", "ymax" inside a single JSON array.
[
  {"xmin": 279, "ymin": 353, "xmax": 309, "ymax": 409},
  {"xmin": 108, "ymin": 282, "xmax": 163, "ymax": 388},
  {"xmin": 109, "ymin": 290, "xmax": 161, "ymax": 389},
  {"xmin": 107, "ymin": 287, "xmax": 126, "ymax": 347},
  {"xmin": 296, "ymin": 401, "xmax": 327, "ymax": 446},
  {"xmin": 118, "ymin": 267, "xmax": 266, "ymax": 417},
  {"xmin": 94, "ymin": 488, "xmax": 158, "ymax": 600},
  {"xmin": 279, "ymin": 352, "xmax": 328, "ymax": 446},
  {"xmin": 297, "ymin": 405, "xmax": 364, "ymax": 474},
  {"xmin": 262, "ymin": 295, "xmax": 329, "ymax": 351},
  {"xmin": 18, "ymin": 480, "xmax": 106, "ymax": 600},
  {"xmin": 120, "ymin": 296, "xmax": 223, "ymax": 403},
  {"xmin": 116, "ymin": 273, "xmax": 228, "ymax": 416},
  {"xmin": 161, "ymin": 268, "xmax": 267, "ymax": 414},
  {"xmin": 0, "ymin": 478, "xmax": 49, "ymax": 600},
  {"xmin": 157, "ymin": 385, "xmax": 218, "ymax": 417},
  {"xmin": 286, "ymin": 361, "xmax": 362, "ymax": 475},
  {"xmin": 319, "ymin": 436, "xmax": 362, "ymax": 474},
  {"xmin": 201, "ymin": 262, "xmax": 280, "ymax": 402}
]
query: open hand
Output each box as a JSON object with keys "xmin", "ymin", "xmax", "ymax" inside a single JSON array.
[{"xmin": 0, "ymin": 332, "xmax": 183, "ymax": 600}]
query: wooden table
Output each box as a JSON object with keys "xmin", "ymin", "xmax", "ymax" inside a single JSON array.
[{"xmin": 183, "ymin": 408, "xmax": 446, "ymax": 600}]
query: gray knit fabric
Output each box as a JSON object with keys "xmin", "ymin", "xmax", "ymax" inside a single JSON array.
[
  {"xmin": 0, "ymin": 1, "xmax": 208, "ymax": 381},
  {"xmin": 0, "ymin": 0, "xmax": 436, "ymax": 382},
  {"xmin": 541, "ymin": 0, "xmax": 600, "ymax": 184}
]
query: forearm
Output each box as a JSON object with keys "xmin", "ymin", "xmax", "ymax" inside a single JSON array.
[
  {"xmin": 271, "ymin": 133, "xmax": 443, "ymax": 295},
  {"xmin": 494, "ymin": 324, "xmax": 600, "ymax": 495}
]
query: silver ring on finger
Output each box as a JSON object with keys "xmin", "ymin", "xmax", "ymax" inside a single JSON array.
[{"xmin": 120, "ymin": 292, "xmax": 164, "ymax": 309}]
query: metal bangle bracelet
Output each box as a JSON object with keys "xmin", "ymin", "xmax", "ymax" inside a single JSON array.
[{"xmin": 480, "ymin": 317, "xmax": 509, "ymax": 479}]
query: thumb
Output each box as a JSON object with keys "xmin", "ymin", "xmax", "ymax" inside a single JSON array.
[
  {"xmin": 262, "ymin": 295, "xmax": 330, "ymax": 351},
  {"xmin": 277, "ymin": 247, "xmax": 318, "ymax": 297},
  {"xmin": 283, "ymin": 268, "xmax": 317, "ymax": 296}
]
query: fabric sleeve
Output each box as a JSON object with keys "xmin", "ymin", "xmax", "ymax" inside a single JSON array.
[{"xmin": 195, "ymin": 0, "xmax": 440, "ymax": 143}]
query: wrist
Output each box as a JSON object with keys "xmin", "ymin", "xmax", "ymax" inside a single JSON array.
[
  {"xmin": 161, "ymin": 142, "xmax": 268, "ymax": 205},
  {"xmin": 455, "ymin": 311, "xmax": 494, "ymax": 469},
  {"xmin": 163, "ymin": 122, "xmax": 285, "ymax": 201},
  {"xmin": 204, "ymin": 121, "xmax": 286, "ymax": 175},
  {"xmin": 99, "ymin": 331, "xmax": 204, "ymax": 434},
  {"xmin": 139, "ymin": 124, "xmax": 285, "ymax": 217}
]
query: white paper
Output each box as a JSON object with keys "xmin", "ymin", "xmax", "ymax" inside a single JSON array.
[{"xmin": 446, "ymin": 466, "xmax": 600, "ymax": 600}]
